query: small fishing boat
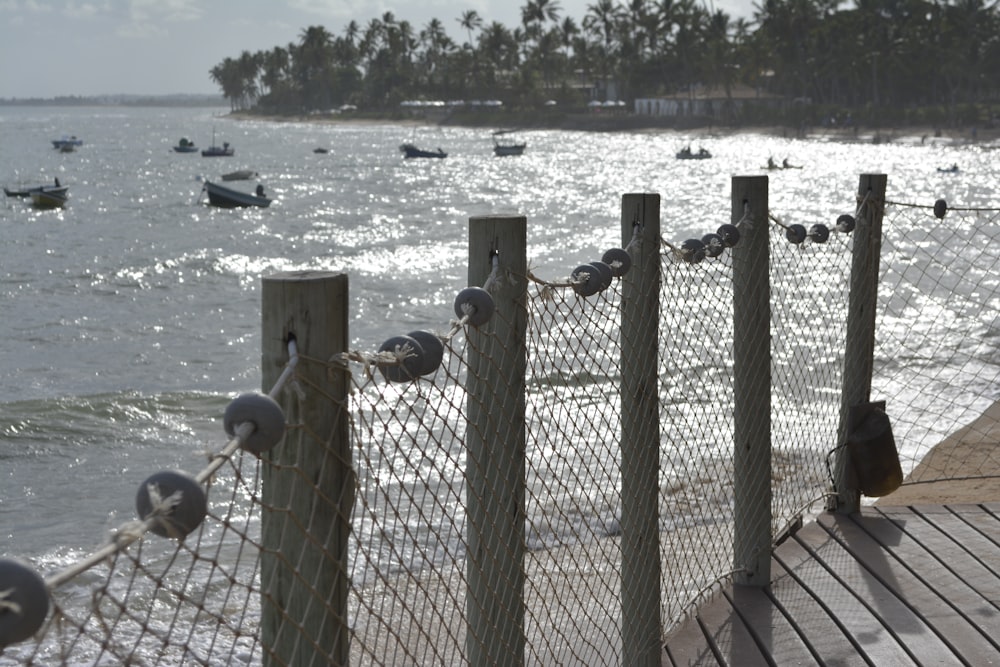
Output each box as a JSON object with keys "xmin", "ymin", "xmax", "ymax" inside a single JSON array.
[
  {"xmin": 313, "ymin": 147, "xmax": 329, "ymax": 154},
  {"xmin": 5, "ymin": 179, "xmax": 65, "ymax": 198},
  {"xmin": 202, "ymin": 142, "xmax": 234, "ymax": 157},
  {"xmin": 221, "ymin": 169, "xmax": 258, "ymax": 181},
  {"xmin": 51, "ymin": 136, "xmax": 83, "ymax": 149},
  {"xmin": 202, "ymin": 180, "xmax": 271, "ymax": 208},
  {"xmin": 937, "ymin": 164, "xmax": 959, "ymax": 173},
  {"xmin": 492, "ymin": 130, "xmax": 526, "ymax": 156},
  {"xmin": 400, "ymin": 143, "xmax": 446, "ymax": 159},
  {"xmin": 202, "ymin": 128, "xmax": 234, "ymax": 157},
  {"xmin": 173, "ymin": 138, "xmax": 198, "ymax": 153},
  {"xmin": 29, "ymin": 185, "xmax": 69, "ymax": 209},
  {"xmin": 676, "ymin": 146, "xmax": 711, "ymax": 160}
]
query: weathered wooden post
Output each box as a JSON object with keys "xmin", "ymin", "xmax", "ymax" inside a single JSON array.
[
  {"xmin": 833, "ymin": 174, "xmax": 888, "ymax": 513},
  {"xmin": 619, "ymin": 193, "xmax": 663, "ymax": 666},
  {"xmin": 731, "ymin": 176, "xmax": 772, "ymax": 587},
  {"xmin": 465, "ymin": 216, "xmax": 528, "ymax": 667},
  {"xmin": 260, "ymin": 271, "xmax": 352, "ymax": 666}
]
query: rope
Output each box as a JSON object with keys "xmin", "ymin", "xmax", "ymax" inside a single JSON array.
[
  {"xmin": 885, "ymin": 199, "xmax": 1000, "ymax": 213},
  {"xmin": 44, "ymin": 338, "xmax": 300, "ymax": 591}
]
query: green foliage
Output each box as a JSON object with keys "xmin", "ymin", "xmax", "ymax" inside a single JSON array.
[{"xmin": 209, "ymin": 0, "xmax": 1000, "ymax": 125}]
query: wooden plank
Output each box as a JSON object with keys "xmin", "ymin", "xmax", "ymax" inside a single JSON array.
[
  {"xmin": 874, "ymin": 506, "xmax": 1000, "ymax": 611},
  {"xmin": 664, "ymin": 608, "xmax": 723, "ymax": 666},
  {"xmin": 821, "ymin": 511, "xmax": 996, "ymax": 661},
  {"xmin": 944, "ymin": 504, "xmax": 1000, "ymax": 552},
  {"xmin": 723, "ymin": 585, "xmax": 818, "ymax": 665},
  {"xmin": 798, "ymin": 513, "xmax": 959, "ymax": 662},
  {"xmin": 691, "ymin": 589, "xmax": 770, "ymax": 667},
  {"xmin": 766, "ymin": 557, "xmax": 862, "ymax": 665},
  {"xmin": 775, "ymin": 527, "xmax": 918, "ymax": 665}
]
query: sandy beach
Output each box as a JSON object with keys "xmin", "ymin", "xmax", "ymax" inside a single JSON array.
[{"xmin": 877, "ymin": 400, "xmax": 1000, "ymax": 505}]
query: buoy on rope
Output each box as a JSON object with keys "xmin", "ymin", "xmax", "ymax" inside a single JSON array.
[
  {"xmin": 679, "ymin": 238, "xmax": 706, "ymax": 263},
  {"xmin": 701, "ymin": 232, "xmax": 726, "ymax": 258},
  {"xmin": 0, "ymin": 558, "xmax": 49, "ymax": 648},
  {"xmin": 590, "ymin": 261, "xmax": 613, "ymax": 291},
  {"xmin": 135, "ymin": 470, "xmax": 208, "ymax": 539},
  {"xmin": 571, "ymin": 264, "xmax": 602, "ymax": 297},
  {"xmin": 453, "ymin": 287, "xmax": 495, "ymax": 327},
  {"xmin": 785, "ymin": 224, "xmax": 807, "ymax": 244},
  {"xmin": 933, "ymin": 199, "xmax": 947, "ymax": 219},
  {"xmin": 835, "ymin": 214, "xmax": 856, "ymax": 233},
  {"xmin": 223, "ymin": 392, "xmax": 286, "ymax": 454},
  {"xmin": 601, "ymin": 247, "xmax": 632, "ymax": 277},
  {"xmin": 377, "ymin": 334, "xmax": 426, "ymax": 382},
  {"xmin": 808, "ymin": 224, "xmax": 831, "ymax": 244},
  {"xmin": 717, "ymin": 223, "xmax": 741, "ymax": 247},
  {"xmin": 405, "ymin": 330, "xmax": 445, "ymax": 376}
]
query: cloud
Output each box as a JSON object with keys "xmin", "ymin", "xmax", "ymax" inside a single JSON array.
[{"xmin": 118, "ymin": 0, "xmax": 203, "ymax": 38}]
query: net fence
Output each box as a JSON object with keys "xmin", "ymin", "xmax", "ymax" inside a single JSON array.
[{"xmin": 3, "ymin": 178, "xmax": 999, "ymax": 666}]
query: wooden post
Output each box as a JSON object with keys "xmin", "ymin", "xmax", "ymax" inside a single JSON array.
[
  {"xmin": 731, "ymin": 176, "xmax": 771, "ymax": 587},
  {"xmin": 465, "ymin": 216, "xmax": 527, "ymax": 667},
  {"xmin": 834, "ymin": 174, "xmax": 888, "ymax": 514},
  {"xmin": 260, "ymin": 271, "xmax": 352, "ymax": 667},
  {"xmin": 619, "ymin": 193, "xmax": 662, "ymax": 666}
]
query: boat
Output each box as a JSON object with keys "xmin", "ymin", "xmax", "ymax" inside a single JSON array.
[
  {"xmin": 202, "ymin": 180, "xmax": 271, "ymax": 208},
  {"xmin": 492, "ymin": 130, "xmax": 526, "ymax": 156},
  {"xmin": 221, "ymin": 169, "xmax": 258, "ymax": 181},
  {"xmin": 400, "ymin": 143, "xmax": 446, "ymax": 159},
  {"xmin": 763, "ymin": 159, "xmax": 803, "ymax": 170},
  {"xmin": 29, "ymin": 185, "xmax": 69, "ymax": 209},
  {"xmin": 173, "ymin": 138, "xmax": 198, "ymax": 153},
  {"xmin": 937, "ymin": 164, "xmax": 959, "ymax": 173},
  {"xmin": 202, "ymin": 129, "xmax": 234, "ymax": 157},
  {"xmin": 313, "ymin": 147, "xmax": 329, "ymax": 154},
  {"xmin": 676, "ymin": 146, "xmax": 711, "ymax": 160},
  {"xmin": 51, "ymin": 136, "xmax": 82, "ymax": 149},
  {"xmin": 5, "ymin": 180, "xmax": 65, "ymax": 198},
  {"xmin": 202, "ymin": 142, "xmax": 234, "ymax": 157}
]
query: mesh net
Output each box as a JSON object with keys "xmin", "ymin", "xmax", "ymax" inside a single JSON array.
[{"xmin": 4, "ymin": 183, "xmax": 1000, "ymax": 666}]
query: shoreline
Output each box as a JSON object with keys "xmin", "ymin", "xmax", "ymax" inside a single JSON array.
[{"xmin": 228, "ymin": 110, "xmax": 1000, "ymax": 147}]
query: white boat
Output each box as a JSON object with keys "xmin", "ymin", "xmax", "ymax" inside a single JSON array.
[{"xmin": 202, "ymin": 180, "xmax": 271, "ymax": 208}]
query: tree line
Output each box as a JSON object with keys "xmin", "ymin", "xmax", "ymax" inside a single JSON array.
[{"xmin": 209, "ymin": 0, "xmax": 1000, "ymax": 126}]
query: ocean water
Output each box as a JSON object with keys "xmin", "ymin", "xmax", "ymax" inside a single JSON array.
[{"xmin": 1, "ymin": 106, "xmax": 997, "ymax": 615}]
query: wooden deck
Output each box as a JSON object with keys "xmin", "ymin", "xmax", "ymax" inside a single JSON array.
[{"xmin": 663, "ymin": 504, "xmax": 1000, "ymax": 665}]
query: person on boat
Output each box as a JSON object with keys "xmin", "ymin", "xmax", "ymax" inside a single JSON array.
[
  {"xmin": 782, "ymin": 158, "xmax": 791, "ymax": 168},
  {"xmin": 767, "ymin": 157, "xmax": 776, "ymax": 169},
  {"xmin": 54, "ymin": 177, "xmax": 61, "ymax": 187},
  {"xmin": 256, "ymin": 184, "xmax": 265, "ymax": 197}
]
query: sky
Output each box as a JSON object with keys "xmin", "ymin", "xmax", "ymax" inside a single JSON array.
[{"xmin": 0, "ymin": 0, "xmax": 754, "ymax": 100}]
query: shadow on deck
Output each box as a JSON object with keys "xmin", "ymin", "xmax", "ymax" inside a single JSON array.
[{"xmin": 663, "ymin": 504, "xmax": 1000, "ymax": 665}]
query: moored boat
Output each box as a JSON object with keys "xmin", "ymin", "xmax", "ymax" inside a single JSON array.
[
  {"xmin": 202, "ymin": 142, "xmax": 234, "ymax": 157},
  {"xmin": 221, "ymin": 169, "xmax": 258, "ymax": 181},
  {"xmin": 173, "ymin": 138, "xmax": 198, "ymax": 153},
  {"xmin": 51, "ymin": 136, "xmax": 83, "ymax": 149},
  {"xmin": 676, "ymin": 146, "xmax": 711, "ymax": 160},
  {"xmin": 202, "ymin": 180, "xmax": 271, "ymax": 208},
  {"xmin": 202, "ymin": 128, "xmax": 234, "ymax": 157},
  {"xmin": 29, "ymin": 185, "xmax": 69, "ymax": 209},
  {"xmin": 6, "ymin": 179, "xmax": 66, "ymax": 198},
  {"xmin": 492, "ymin": 130, "xmax": 526, "ymax": 156},
  {"xmin": 400, "ymin": 143, "xmax": 446, "ymax": 159}
]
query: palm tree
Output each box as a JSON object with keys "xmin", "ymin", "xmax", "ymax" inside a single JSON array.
[{"xmin": 296, "ymin": 25, "xmax": 335, "ymax": 110}]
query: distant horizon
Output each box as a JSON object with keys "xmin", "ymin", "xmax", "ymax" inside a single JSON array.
[
  {"xmin": 0, "ymin": 92, "xmax": 227, "ymax": 104},
  {"xmin": 0, "ymin": 0, "xmax": 755, "ymax": 100}
]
